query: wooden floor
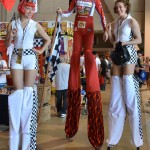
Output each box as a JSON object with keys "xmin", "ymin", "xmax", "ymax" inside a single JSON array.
[{"xmin": 0, "ymin": 84, "xmax": 150, "ymax": 150}]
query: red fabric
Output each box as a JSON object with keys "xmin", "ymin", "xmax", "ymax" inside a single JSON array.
[
  {"xmin": 87, "ymin": 91, "xmax": 104, "ymax": 148},
  {"xmin": 1, "ymin": 0, "xmax": 16, "ymax": 12},
  {"xmin": 69, "ymin": 17, "xmax": 100, "ymax": 92},
  {"xmin": 63, "ymin": 0, "xmax": 106, "ymax": 31},
  {"xmin": 65, "ymin": 89, "xmax": 81, "ymax": 138},
  {"xmin": 99, "ymin": 75, "xmax": 104, "ymax": 85}
]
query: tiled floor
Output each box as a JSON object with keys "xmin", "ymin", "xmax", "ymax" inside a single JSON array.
[{"xmin": 0, "ymin": 84, "xmax": 150, "ymax": 150}]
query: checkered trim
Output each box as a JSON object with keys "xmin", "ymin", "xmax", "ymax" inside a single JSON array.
[
  {"xmin": 30, "ymin": 89, "xmax": 38, "ymax": 150},
  {"xmin": 34, "ymin": 38, "xmax": 44, "ymax": 47},
  {"xmin": 132, "ymin": 75, "xmax": 143, "ymax": 140},
  {"xmin": 126, "ymin": 45, "xmax": 137, "ymax": 64},
  {"xmin": 13, "ymin": 49, "xmax": 36, "ymax": 56},
  {"xmin": 34, "ymin": 55, "xmax": 38, "ymax": 70}
]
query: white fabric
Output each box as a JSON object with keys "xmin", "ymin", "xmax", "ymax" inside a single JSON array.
[
  {"xmin": 6, "ymin": 43, "xmax": 14, "ymax": 67},
  {"xmin": 8, "ymin": 89, "xmax": 23, "ymax": 150},
  {"xmin": 107, "ymin": 75, "xmax": 143, "ymax": 147},
  {"xmin": 80, "ymin": 56, "xmax": 84, "ymax": 66},
  {"xmin": 0, "ymin": 60, "xmax": 7, "ymax": 84},
  {"xmin": 10, "ymin": 54, "xmax": 37, "ymax": 70},
  {"xmin": 21, "ymin": 87, "xmax": 33, "ymax": 150},
  {"xmin": 12, "ymin": 19, "xmax": 37, "ymax": 49},
  {"xmin": 55, "ymin": 63, "xmax": 70, "ymax": 90},
  {"xmin": 123, "ymin": 75, "xmax": 143, "ymax": 147},
  {"xmin": 8, "ymin": 87, "xmax": 35, "ymax": 150},
  {"xmin": 80, "ymin": 56, "xmax": 85, "ymax": 75},
  {"xmin": 95, "ymin": 57, "xmax": 101, "ymax": 71},
  {"xmin": 107, "ymin": 76, "xmax": 125, "ymax": 146},
  {"xmin": 114, "ymin": 15, "xmax": 132, "ymax": 43}
]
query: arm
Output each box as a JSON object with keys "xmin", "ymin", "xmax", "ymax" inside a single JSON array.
[
  {"xmin": 4, "ymin": 22, "xmax": 17, "ymax": 47},
  {"xmin": 95, "ymin": 0, "xmax": 108, "ymax": 41},
  {"xmin": 2, "ymin": 60, "xmax": 7, "ymax": 69},
  {"xmin": 95, "ymin": 0, "xmax": 107, "ymax": 31},
  {"xmin": 34, "ymin": 23, "xmax": 51, "ymax": 55},
  {"xmin": 122, "ymin": 18, "xmax": 142, "ymax": 46},
  {"xmin": 57, "ymin": 0, "xmax": 76, "ymax": 17},
  {"xmin": 107, "ymin": 23, "xmax": 116, "ymax": 44}
]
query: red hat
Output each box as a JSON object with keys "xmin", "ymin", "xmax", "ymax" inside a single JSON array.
[{"xmin": 18, "ymin": 0, "xmax": 35, "ymax": 14}]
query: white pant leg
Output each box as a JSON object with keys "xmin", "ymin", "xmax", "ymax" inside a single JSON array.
[
  {"xmin": 107, "ymin": 76, "xmax": 126, "ymax": 146},
  {"xmin": 123, "ymin": 75, "xmax": 143, "ymax": 147},
  {"xmin": 21, "ymin": 86, "xmax": 38, "ymax": 150},
  {"xmin": 21, "ymin": 87, "xmax": 33, "ymax": 150},
  {"xmin": 8, "ymin": 89, "xmax": 23, "ymax": 150}
]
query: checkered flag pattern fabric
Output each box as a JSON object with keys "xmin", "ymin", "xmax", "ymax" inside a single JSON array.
[
  {"xmin": 33, "ymin": 38, "xmax": 44, "ymax": 47},
  {"xmin": 49, "ymin": 17, "xmax": 61, "ymax": 82}
]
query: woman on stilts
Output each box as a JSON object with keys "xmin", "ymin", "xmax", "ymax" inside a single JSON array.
[
  {"xmin": 106, "ymin": 0, "xmax": 143, "ymax": 149},
  {"xmin": 5, "ymin": 0, "xmax": 50, "ymax": 149}
]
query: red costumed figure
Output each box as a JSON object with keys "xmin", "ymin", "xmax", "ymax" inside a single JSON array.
[{"xmin": 57, "ymin": 0, "xmax": 108, "ymax": 149}]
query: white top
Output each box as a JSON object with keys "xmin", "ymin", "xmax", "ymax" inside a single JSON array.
[
  {"xmin": 0, "ymin": 60, "xmax": 7, "ymax": 84},
  {"xmin": 95, "ymin": 57, "xmax": 101, "ymax": 71},
  {"xmin": 114, "ymin": 15, "xmax": 132, "ymax": 43},
  {"xmin": 80, "ymin": 56, "xmax": 85, "ymax": 75},
  {"xmin": 80, "ymin": 56, "xmax": 85, "ymax": 66},
  {"xmin": 55, "ymin": 63, "xmax": 70, "ymax": 90},
  {"xmin": 12, "ymin": 18, "xmax": 37, "ymax": 49}
]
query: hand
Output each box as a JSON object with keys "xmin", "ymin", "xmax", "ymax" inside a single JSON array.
[
  {"xmin": 106, "ymin": 23, "xmax": 112, "ymax": 32},
  {"xmin": 57, "ymin": 8, "xmax": 62, "ymax": 14},
  {"xmin": 11, "ymin": 29, "xmax": 17, "ymax": 38},
  {"xmin": 33, "ymin": 48, "xmax": 44, "ymax": 55},
  {"xmin": 103, "ymin": 31, "xmax": 108, "ymax": 42}
]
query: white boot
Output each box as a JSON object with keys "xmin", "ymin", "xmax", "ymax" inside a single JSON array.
[
  {"xmin": 123, "ymin": 75, "xmax": 143, "ymax": 147},
  {"xmin": 8, "ymin": 89, "xmax": 23, "ymax": 150},
  {"xmin": 107, "ymin": 76, "xmax": 126, "ymax": 146}
]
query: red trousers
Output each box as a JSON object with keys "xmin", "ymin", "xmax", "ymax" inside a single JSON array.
[
  {"xmin": 69, "ymin": 17, "xmax": 100, "ymax": 92},
  {"xmin": 65, "ymin": 17, "xmax": 104, "ymax": 149}
]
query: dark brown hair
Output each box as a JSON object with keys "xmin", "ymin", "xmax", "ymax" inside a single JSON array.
[{"xmin": 114, "ymin": 0, "xmax": 131, "ymax": 14}]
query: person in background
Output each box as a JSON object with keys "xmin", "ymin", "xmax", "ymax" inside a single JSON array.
[
  {"xmin": 106, "ymin": 0, "xmax": 143, "ymax": 150},
  {"xmin": 57, "ymin": 0, "xmax": 108, "ymax": 149},
  {"xmin": 55, "ymin": 57, "xmax": 70, "ymax": 118},
  {"xmin": 99, "ymin": 54, "xmax": 107, "ymax": 91},
  {"xmin": 4, "ymin": 0, "xmax": 50, "ymax": 149},
  {"xmin": 143, "ymin": 56, "xmax": 150, "ymax": 90},
  {"xmin": 92, "ymin": 50, "xmax": 101, "ymax": 74},
  {"xmin": 0, "ymin": 52, "xmax": 8, "ymax": 88}
]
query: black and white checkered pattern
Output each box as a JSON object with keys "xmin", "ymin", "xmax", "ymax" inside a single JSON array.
[
  {"xmin": 30, "ymin": 89, "xmax": 38, "ymax": 150},
  {"xmin": 49, "ymin": 22, "xmax": 61, "ymax": 82},
  {"xmin": 13, "ymin": 49, "xmax": 36, "ymax": 56},
  {"xmin": 34, "ymin": 38, "xmax": 44, "ymax": 47},
  {"xmin": 132, "ymin": 75, "xmax": 143, "ymax": 140},
  {"xmin": 126, "ymin": 45, "xmax": 137, "ymax": 64}
]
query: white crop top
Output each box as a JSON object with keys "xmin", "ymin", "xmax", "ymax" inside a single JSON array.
[
  {"xmin": 12, "ymin": 18, "xmax": 37, "ymax": 49},
  {"xmin": 114, "ymin": 15, "xmax": 133, "ymax": 43}
]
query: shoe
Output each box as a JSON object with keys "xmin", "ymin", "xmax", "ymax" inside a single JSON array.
[
  {"xmin": 107, "ymin": 147, "xmax": 111, "ymax": 150},
  {"xmin": 60, "ymin": 114, "xmax": 66, "ymax": 118}
]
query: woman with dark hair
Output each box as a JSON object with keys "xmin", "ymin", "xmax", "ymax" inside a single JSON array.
[
  {"xmin": 106, "ymin": 0, "xmax": 143, "ymax": 150},
  {"xmin": 5, "ymin": 0, "xmax": 50, "ymax": 149},
  {"xmin": 57, "ymin": 0, "xmax": 108, "ymax": 149}
]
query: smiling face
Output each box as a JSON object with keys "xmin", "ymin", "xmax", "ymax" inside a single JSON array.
[
  {"xmin": 23, "ymin": 6, "xmax": 35, "ymax": 18},
  {"xmin": 114, "ymin": 2, "xmax": 127, "ymax": 16}
]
